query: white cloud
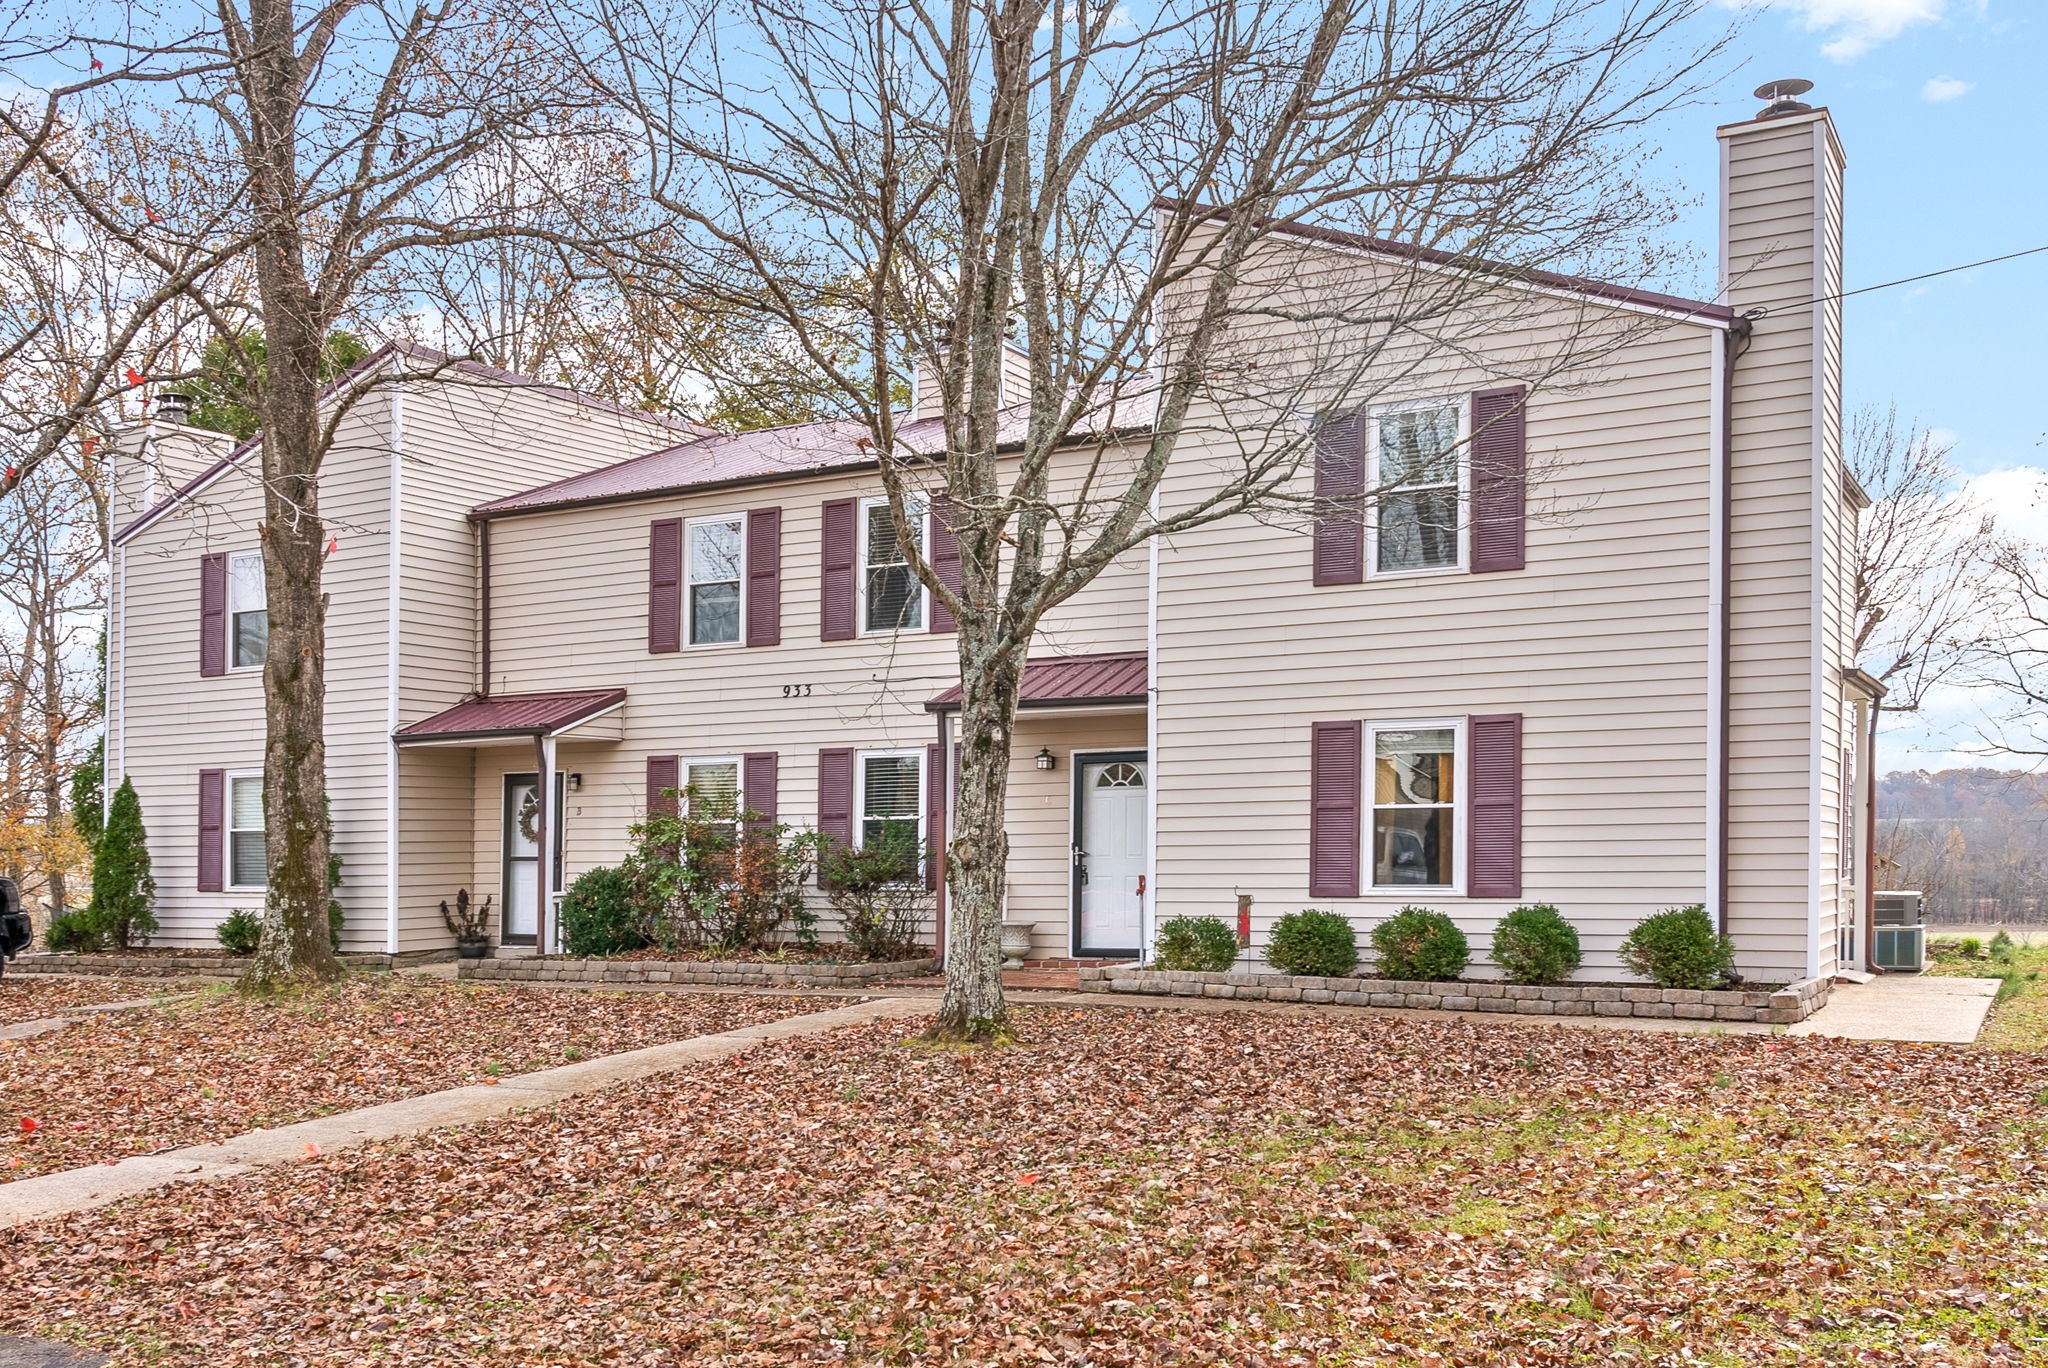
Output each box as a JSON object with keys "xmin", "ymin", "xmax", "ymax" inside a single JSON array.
[
  {"xmin": 1921, "ymin": 75, "xmax": 1974, "ymax": 102},
  {"xmin": 1724, "ymin": 0, "xmax": 1947, "ymax": 61}
]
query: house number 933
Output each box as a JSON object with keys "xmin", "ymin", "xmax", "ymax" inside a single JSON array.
[{"xmin": 781, "ymin": 683, "xmax": 814, "ymax": 698}]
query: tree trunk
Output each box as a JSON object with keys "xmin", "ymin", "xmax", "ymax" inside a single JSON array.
[
  {"xmin": 239, "ymin": 0, "xmax": 342, "ymax": 989},
  {"xmin": 929, "ymin": 633, "xmax": 1021, "ymax": 1043}
]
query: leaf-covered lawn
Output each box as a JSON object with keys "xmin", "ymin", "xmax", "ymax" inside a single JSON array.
[
  {"xmin": 0, "ymin": 975, "xmax": 211, "ymax": 1026},
  {"xmin": 4, "ymin": 1006, "xmax": 2045, "ymax": 1366},
  {"xmin": 1, "ymin": 979, "xmax": 843, "ymax": 1179}
]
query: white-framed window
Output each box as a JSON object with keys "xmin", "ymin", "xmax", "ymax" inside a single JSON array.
[
  {"xmin": 227, "ymin": 770, "xmax": 266, "ymax": 890},
  {"xmin": 1368, "ymin": 398, "xmax": 1466, "ymax": 576},
  {"xmin": 685, "ymin": 516, "xmax": 745, "ymax": 646},
  {"xmin": 860, "ymin": 496, "xmax": 927, "ymax": 634},
  {"xmin": 685, "ymin": 757, "xmax": 743, "ymax": 823},
  {"xmin": 1369, "ymin": 721, "xmax": 1462, "ymax": 891},
  {"xmin": 856, "ymin": 749, "xmax": 924, "ymax": 853},
  {"xmin": 227, "ymin": 550, "xmax": 268, "ymax": 669}
]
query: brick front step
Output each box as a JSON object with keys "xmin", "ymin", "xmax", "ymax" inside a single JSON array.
[
  {"xmin": 459, "ymin": 956, "xmax": 936, "ymax": 989},
  {"xmin": 1075, "ymin": 967, "xmax": 1831, "ymax": 1025}
]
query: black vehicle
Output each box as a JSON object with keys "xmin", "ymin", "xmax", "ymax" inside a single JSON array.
[{"xmin": 0, "ymin": 876, "xmax": 33, "ymax": 977}]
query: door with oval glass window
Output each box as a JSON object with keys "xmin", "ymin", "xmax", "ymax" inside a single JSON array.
[{"xmin": 1073, "ymin": 752, "xmax": 1147, "ymax": 958}]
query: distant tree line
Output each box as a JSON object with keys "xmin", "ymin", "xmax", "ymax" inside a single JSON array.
[{"xmin": 1879, "ymin": 769, "xmax": 2048, "ymax": 925}]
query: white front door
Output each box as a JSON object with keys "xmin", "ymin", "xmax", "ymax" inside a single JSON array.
[
  {"xmin": 502, "ymin": 776, "xmax": 541, "ymax": 943},
  {"xmin": 1076, "ymin": 755, "xmax": 1147, "ymax": 957}
]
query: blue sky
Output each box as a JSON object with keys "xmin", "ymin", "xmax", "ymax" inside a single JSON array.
[{"xmin": 1656, "ymin": 2, "xmax": 2042, "ymax": 772}]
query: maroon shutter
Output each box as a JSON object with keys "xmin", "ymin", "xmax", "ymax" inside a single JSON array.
[
  {"xmin": 819, "ymin": 498, "xmax": 857, "ymax": 641},
  {"xmin": 1467, "ymin": 713, "xmax": 1523, "ymax": 898},
  {"xmin": 925, "ymin": 742, "xmax": 945, "ymax": 889},
  {"xmin": 199, "ymin": 553, "xmax": 227, "ymax": 677},
  {"xmin": 817, "ymin": 747, "xmax": 854, "ymax": 846},
  {"xmin": 645, "ymin": 755, "xmax": 680, "ymax": 816},
  {"xmin": 648, "ymin": 519, "xmax": 682, "ymax": 653},
  {"xmin": 929, "ymin": 497, "xmax": 961, "ymax": 634},
  {"xmin": 1312, "ymin": 415, "xmax": 1366, "ymax": 585},
  {"xmin": 745, "ymin": 507, "xmax": 781, "ymax": 647},
  {"xmin": 1470, "ymin": 386, "xmax": 1528, "ymax": 573},
  {"xmin": 743, "ymin": 751, "xmax": 778, "ymax": 826},
  {"xmin": 197, "ymin": 768, "xmax": 225, "ymax": 891},
  {"xmin": 1307, "ymin": 721, "xmax": 1362, "ymax": 898}
]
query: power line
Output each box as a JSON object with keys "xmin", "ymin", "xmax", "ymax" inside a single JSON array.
[{"xmin": 1752, "ymin": 242, "xmax": 2048, "ymax": 318}]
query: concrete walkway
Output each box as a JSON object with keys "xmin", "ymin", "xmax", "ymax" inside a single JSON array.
[
  {"xmin": 1789, "ymin": 973, "xmax": 1998, "ymax": 1044},
  {"xmin": 0, "ymin": 995, "xmax": 931, "ymax": 1229}
]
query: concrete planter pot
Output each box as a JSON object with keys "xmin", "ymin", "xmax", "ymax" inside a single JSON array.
[{"xmin": 1000, "ymin": 923, "xmax": 1034, "ymax": 969}]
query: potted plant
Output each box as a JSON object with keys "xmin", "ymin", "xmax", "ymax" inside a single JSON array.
[{"xmin": 440, "ymin": 889, "xmax": 494, "ymax": 959}]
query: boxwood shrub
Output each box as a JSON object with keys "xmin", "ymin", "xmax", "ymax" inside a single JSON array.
[
  {"xmin": 1370, "ymin": 906, "xmax": 1470, "ymax": 981},
  {"xmin": 1489, "ymin": 904, "xmax": 1582, "ymax": 986},
  {"xmin": 1152, "ymin": 915, "xmax": 1241, "ymax": 973},
  {"xmin": 216, "ymin": 909, "xmax": 262, "ymax": 956},
  {"xmin": 560, "ymin": 865, "xmax": 646, "ymax": 957},
  {"xmin": 1618, "ymin": 903, "xmax": 1734, "ymax": 990},
  {"xmin": 1266, "ymin": 908, "xmax": 1359, "ymax": 978}
]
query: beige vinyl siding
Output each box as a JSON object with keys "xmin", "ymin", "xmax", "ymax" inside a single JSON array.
[
  {"xmin": 469, "ymin": 451, "xmax": 1146, "ymax": 944},
  {"xmin": 111, "ymin": 399, "xmax": 395, "ymax": 949},
  {"xmin": 1719, "ymin": 112, "xmax": 1840, "ymax": 980},
  {"xmin": 389, "ymin": 375, "xmax": 683, "ymax": 949},
  {"xmin": 1148, "ymin": 218, "xmax": 1743, "ymax": 978}
]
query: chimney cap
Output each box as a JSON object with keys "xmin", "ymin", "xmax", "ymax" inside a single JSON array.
[
  {"xmin": 156, "ymin": 391, "xmax": 194, "ymax": 424},
  {"xmin": 1754, "ymin": 78, "xmax": 1815, "ymax": 119}
]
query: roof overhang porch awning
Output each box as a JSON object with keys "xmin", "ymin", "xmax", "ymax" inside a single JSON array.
[
  {"xmin": 392, "ymin": 688, "xmax": 628, "ymax": 747},
  {"xmin": 924, "ymin": 651, "xmax": 1148, "ymax": 714}
]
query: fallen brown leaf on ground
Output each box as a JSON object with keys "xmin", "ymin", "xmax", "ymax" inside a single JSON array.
[
  {"xmin": 3, "ymin": 1005, "xmax": 2045, "ymax": 1365},
  {"xmin": 0, "ymin": 979, "xmax": 842, "ymax": 1178},
  {"xmin": 0, "ymin": 976, "xmax": 211, "ymax": 1026}
]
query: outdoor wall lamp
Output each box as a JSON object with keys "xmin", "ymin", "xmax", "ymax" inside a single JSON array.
[
  {"xmin": 1036, "ymin": 747, "xmax": 1056, "ymax": 772},
  {"xmin": 567, "ymin": 773, "xmax": 583, "ymax": 792}
]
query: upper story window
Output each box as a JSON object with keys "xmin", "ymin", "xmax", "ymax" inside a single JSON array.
[
  {"xmin": 1371, "ymin": 723, "xmax": 1458, "ymax": 889},
  {"xmin": 686, "ymin": 517, "xmax": 744, "ymax": 646},
  {"xmin": 861, "ymin": 497, "xmax": 926, "ymax": 633},
  {"xmin": 228, "ymin": 550, "xmax": 268, "ymax": 669},
  {"xmin": 228, "ymin": 771, "xmax": 266, "ymax": 889},
  {"xmin": 1370, "ymin": 400, "xmax": 1465, "ymax": 575}
]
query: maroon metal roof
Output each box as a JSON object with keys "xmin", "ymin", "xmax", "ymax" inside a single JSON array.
[
  {"xmin": 926, "ymin": 651, "xmax": 1148, "ymax": 713},
  {"xmin": 469, "ymin": 384, "xmax": 1158, "ymax": 519},
  {"xmin": 393, "ymin": 688, "xmax": 627, "ymax": 743}
]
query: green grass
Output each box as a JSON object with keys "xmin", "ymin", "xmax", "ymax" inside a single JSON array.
[{"xmin": 1930, "ymin": 937, "xmax": 2048, "ymax": 1048}]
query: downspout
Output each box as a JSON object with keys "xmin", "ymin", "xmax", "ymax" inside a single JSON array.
[
  {"xmin": 477, "ymin": 517, "xmax": 493, "ymax": 697},
  {"xmin": 385, "ymin": 381, "xmax": 405, "ymax": 955},
  {"xmin": 934, "ymin": 708, "xmax": 952, "ymax": 968},
  {"xmin": 1863, "ymin": 697, "xmax": 1879, "ymax": 971},
  {"xmin": 1713, "ymin": 314, "xmax": 1755, "ymax": 938}
]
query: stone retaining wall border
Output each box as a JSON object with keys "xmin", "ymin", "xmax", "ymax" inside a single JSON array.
[
  {"xmin": 9, "ymin": 948, "xmax": 457, "ymax": 979},
  {"xmin": 460, "ymin": 955, "xmax": 935, "ymax": 990},
  {"xmin": 1076, "ymin": 966, "xmax": 1832, "ymax": 1024}
]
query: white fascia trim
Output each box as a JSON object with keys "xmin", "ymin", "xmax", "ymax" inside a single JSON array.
[
  {"xmin": 547, "ymin": 698, "xmax": 628, "ymax": 739},
  {"xmin": 384, "ymin": 377, "xmax": 405, "ymax": 954}
]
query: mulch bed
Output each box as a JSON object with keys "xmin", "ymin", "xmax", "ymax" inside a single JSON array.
[
  {"xmin": 0, "ymin": 977, "xmax": 210, "ymax": 1027},
  {"xmin": 1, "ymin": 979, "xmax": 840, "ymax": 1180},
  {"xmin": 4, "ymin": 1006, "xmax": 2047, "ymax": 1365}
]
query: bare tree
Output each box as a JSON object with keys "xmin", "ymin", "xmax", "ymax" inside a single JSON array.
[
  {"xmin": 566, "ymin": 0, "xmax": 1728, "ymax": 1039},
  {"xmin": 4, "ymin": 0, "xmax": 645, "ymax": 985},
  {"xmin": 1847, "ymin": 406, "xmax": 1996, "ymax": 712}
]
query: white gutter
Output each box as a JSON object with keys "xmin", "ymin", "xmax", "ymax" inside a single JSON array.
[{"xmin": 384, "ymin": 378, "xmax": 405, "ymax": 955}]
